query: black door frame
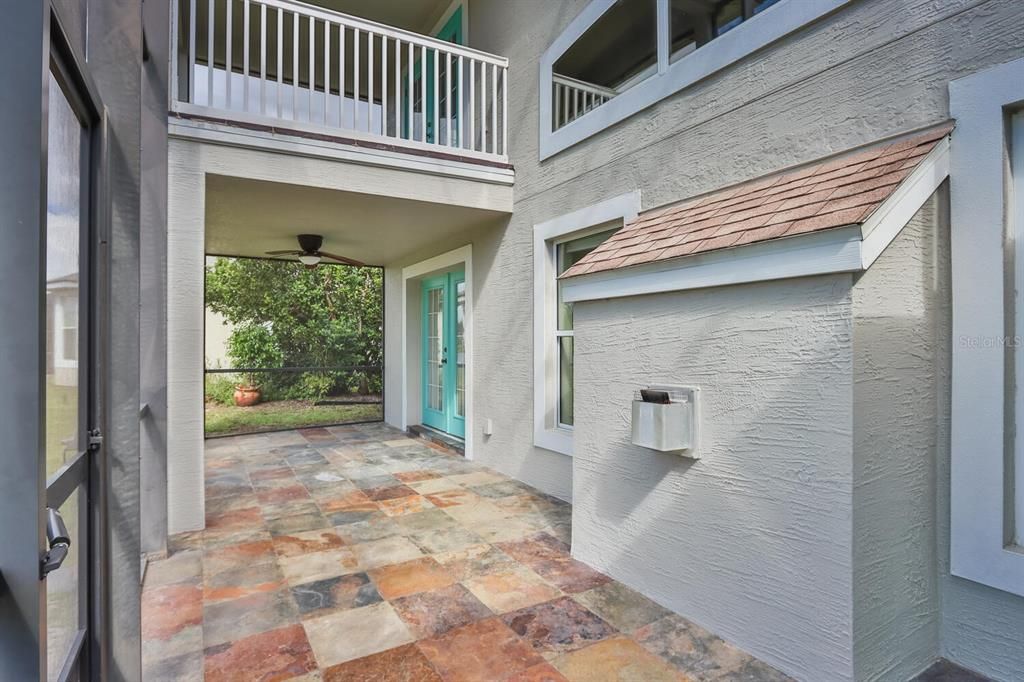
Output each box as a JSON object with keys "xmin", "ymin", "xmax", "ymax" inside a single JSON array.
[{"xmin": 0, "ymin": 4, "xmax": 112, "ymax": 680}]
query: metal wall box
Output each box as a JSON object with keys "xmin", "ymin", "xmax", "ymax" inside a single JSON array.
[{"xmin": 631, "ymin": 386, "xmax": 699, "ymax": 456}]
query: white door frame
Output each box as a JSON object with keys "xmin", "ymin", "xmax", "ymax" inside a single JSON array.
[{"xmin": 401, "ymin": 245, "xmax": 474, "ymax": 459}]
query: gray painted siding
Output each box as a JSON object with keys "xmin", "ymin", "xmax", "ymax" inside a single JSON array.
[
  {"xmin": 851, "ymin": 196, "xmax": 944, "ymax": 680},
  {"xmin": 572, "ymin": 276, "xmax": 855, "ymax": 680},
  {"xmin": 460, "ymin": 0, "xmax": 1024, "ymax": 677}
]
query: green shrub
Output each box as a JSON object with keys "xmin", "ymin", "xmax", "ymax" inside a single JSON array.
[
  {"xmin": 227, "ymin": 323, "xmax": 283, "ymax": 388},
  {"xmin": 204, "ymin": 373, "xmax": 238, "ymax": 406}
]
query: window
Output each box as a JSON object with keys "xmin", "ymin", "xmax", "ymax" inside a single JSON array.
[
  {"xmin": 949, "ymin": 56, "xmax": 1024, "ymax": 597},
  {"xmin": 552, "ymin": 0, "xmax": 656, "ymax": 131},
  {"xmin": 555, "ymin": 229, "xmax": 618, "ymax": 426},
  {"xmin": 540, "ymin": 0, "xmax": 852, "ymax": 158},
  {"xmin": 534, "ymin": 192, "xmax": 641, "ymax": 455},
  {"xmin": 670, "ymin": 0, "xmax": 782, "ymax": 62}
]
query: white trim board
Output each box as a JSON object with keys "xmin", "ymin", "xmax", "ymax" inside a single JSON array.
[
  {"xmin": 169, "ymin": 115, "xmax": 515, "ymax": 187},
  {"xmin": 539, "ymin": 0, "xmax": 852, "ymax": 159},
  {"xmin": 533, "ymin": 192, "xmax": 642, "ymax": 456},
  {"xmin": 400, "ymin": 245, "xmax": 474, "ymax": 459},
  {"xmin": 561, "ymin": 139, "xmax": 950, "ymax": 304},
  {"xmin": 949, "ymin": 56, "xmax": 1024, "ymax": 597}
]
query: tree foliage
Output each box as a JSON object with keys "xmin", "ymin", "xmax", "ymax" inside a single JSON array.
[{"xmin": 205, "ymin": 257, "xmax": 383, "ymax": 399}]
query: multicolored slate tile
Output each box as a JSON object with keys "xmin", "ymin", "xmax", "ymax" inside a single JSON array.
[
  {"xmin": 291, "ymin": 572, "xmax": 382, "ymax": 618},
  {"xmin": 551, "ymin": 636, "xmax": 687, "ymax": 682},
  {"xmin": 322, "ymin": 643, "xmax": 444, "ymax": 682},
  {"xmin": 204, "ymin": 624, "xmax": 317, "ymax": 682},
  {"xmin": 143, "ymin": 424, "xmax": 792, "ymax": 682},
  {"xmin": 502, "ymin": 596, "xmax": 617, "ymax": 656},
  {"xmin": 391, "ymin": 583, "xmax": 493, "ymax": 638},
  {"xmin": 416, "ymin": 617, "xmax": 545, "ymax": 682}
]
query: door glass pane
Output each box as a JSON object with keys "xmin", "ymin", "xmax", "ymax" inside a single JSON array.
[
  {"xmin": 558, "ymin": 336, "xmax": 574, "ymax": 427},
  {"xmin": 455, "ymin": 280, "xmax": 466, "ymax": 418},
  {"xmin": 45, "ymin": 71, "xmax": 83, "ymax": 478},
  {"xmin": 427, "ymin": 287, "xmax": 444, "ymax": 411},
  {"xmin": 46, "ymin": 488, "xmax": 82, "ymax": 681}
]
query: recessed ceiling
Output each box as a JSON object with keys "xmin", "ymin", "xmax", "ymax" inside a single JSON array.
[{"xmin": 204, "ymin": 174, "xmax": 503, "ymax": 266}]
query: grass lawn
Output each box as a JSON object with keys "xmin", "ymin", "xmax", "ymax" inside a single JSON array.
[{"xmin": 205, "ymin": 399, "xmax": 383, "ymax": 437}]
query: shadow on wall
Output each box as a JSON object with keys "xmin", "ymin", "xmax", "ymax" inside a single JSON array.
[{"xmin": 571, "ymin": 276, "xmax": 857, "ymax": 679}]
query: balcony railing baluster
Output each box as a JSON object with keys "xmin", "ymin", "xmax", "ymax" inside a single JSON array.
[{"xmin": 174, "ymin": 0, "xmax": 508, "ymax": 161}]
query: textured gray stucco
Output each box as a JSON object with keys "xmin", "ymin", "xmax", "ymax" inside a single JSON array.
[
  {"xmin": 572, "ymin": 277, "xmax": 855, "ymax": 681},
  {"xmin": 457, "ymin": 0, "xmax": 1024, "ymax": 678},
  {"xmin": 851, "ymin": 196, "xmax": 943, "ymax": 680}
]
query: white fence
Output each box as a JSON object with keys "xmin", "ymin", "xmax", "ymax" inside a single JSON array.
[{"xmin": 552, "ymin": 73, "xmax": 616, "ymax": 131}]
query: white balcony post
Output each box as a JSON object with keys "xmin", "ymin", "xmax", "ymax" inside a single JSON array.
[
  {"xmin": 445, "ymin": 52, "xmax": 452, "ymax": 146},
  {"xmin": 188, "ymin": 0, "xmax": 197, "ymax": 103},
  {"xmin": 394, "ymin": 37, "xmax": 401, "ymax": 137},
  {"xmin": 308, "ymin": 15, "xmax": 315, "ymax": 122},
  {"xmin": 242, "ymin": 0, "xmax": 250, "ymax": 110},
  {"xmin": 491, "ymin": 63, "xmax": 497, "ymax": 155},
  {"xmin": 324, "ymin": 21, "xmax": 331, "ymax": 125},
  {"xmin": 338, "ymin": 25, "xmax": 345, "ymax": 127},
  {"xmin": 502, "ymin": 66, "xmax": 508, "ymax": 156},
  {"xmin": 226, "ymin": 0, "xmax": 233, "ymax": 107},
  {"xmin": 368, "ymin": 31, "xmax": 375, "ymax": 134},
  {"xmin": 432, "ymin": 48, "xmax": 439, "ymax": 145},
  {"xmin": 259, "ymin": 3, "xmax": 267, "ymax": 115},
  {"xmin": 276, "ymin": 7, "xmax": 283, "ymax": 117},
  {"xmin": 468, "ymin": 59, "xmax": 475, "ymax": 152},
  {"xmin": 457, "ymin": 54, "xmax": 464, "ymax": 149},
  {"xmin": 381, "ymin": 35, "xmax": 388, "ymax": 137},
  {"xmin": 407, "ymin": 41, "xmax": 414, "ymax": 140},
  {"xmin": 207, "ymin": 0, "xmax": 215, "ymax": 106},
  {"xmin": 420, "ymin": 44, "xmax": 427, "ymax": 143},
  {"xmin": 353, "ymin": 27, "xmax": 360, "ymax": 130},
  {"xmin": 292, "ymin": 10, "xmax": 298, "ymax": 119}
]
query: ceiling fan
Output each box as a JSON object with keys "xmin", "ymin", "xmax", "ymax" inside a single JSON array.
[{"xmin": 265, "ymin": 234, "xmax": 365, "ymax": 268}]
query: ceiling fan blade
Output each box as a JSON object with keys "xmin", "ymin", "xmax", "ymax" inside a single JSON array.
[
  {"xmin": 265, "ymin": 249, "xmax": 303, "ymax": 255},
  {"xmin": 319, "ymin": 251, "xmax": 366, "ymax": 267}
]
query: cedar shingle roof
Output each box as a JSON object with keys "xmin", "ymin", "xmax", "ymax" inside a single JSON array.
[{"xmin": 561, "ymin": 122, "xmax": 954, "ymax": 279}]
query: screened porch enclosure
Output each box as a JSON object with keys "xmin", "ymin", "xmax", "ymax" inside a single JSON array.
[{"xmin": 203, "ymin": 256, "xmax": 384, "ymax": 438}]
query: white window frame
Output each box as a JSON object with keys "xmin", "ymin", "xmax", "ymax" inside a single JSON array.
[
  {"xmin": 538, "ymin": 0, "xmax": 852, "ymax": 160},
  {"xmin": 533, "ymin": 191, "xmax": 641, "ymax": 456},
  {"xmin": 949, "ymin": 56, "xmax": 1024, "ymax": 597}
]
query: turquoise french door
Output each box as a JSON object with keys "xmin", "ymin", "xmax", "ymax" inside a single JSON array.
[
  {"xmin": 421, "ymin": 271, "xmax": 466, "ymax": 438},
  {"xmin": 403, "ymin": 6, "xmax": 463, "ymax": 144}
]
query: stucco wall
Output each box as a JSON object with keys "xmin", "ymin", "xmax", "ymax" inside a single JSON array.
[
  {"xmin": 457, "ymin": 0, "xmax": 1024, "ymax": 677},
  {"xmin": 571, "ymin": 276, "xmax": 855, "ymax": 680},
  {"xmin": 851, "ymin": 196, "xmax": 943, "ymax": 680}
]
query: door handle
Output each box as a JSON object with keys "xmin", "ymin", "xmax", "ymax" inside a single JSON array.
[{"xmin": 41, "ymin": 508, "xmax": 71, "ymax": 578}]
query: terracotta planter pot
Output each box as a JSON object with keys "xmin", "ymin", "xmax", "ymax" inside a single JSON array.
[{"xmin": 233, "ymin": 385, "xmax": 261, "ymax": 407}]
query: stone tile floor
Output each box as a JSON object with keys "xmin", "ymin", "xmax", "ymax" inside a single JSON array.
[{"xmin": 142, "ymin": 422, "xmax": 792, "ymax": 681}]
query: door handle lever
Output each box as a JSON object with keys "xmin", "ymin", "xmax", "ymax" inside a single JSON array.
[{"xmin": 41, "ymin": 508, "xmax": 71, "ymax": 578}]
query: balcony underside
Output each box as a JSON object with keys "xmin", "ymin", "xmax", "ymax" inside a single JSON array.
[{"xmin": 203, "ymin": 172, "xmax": 507, "ymax": 265}]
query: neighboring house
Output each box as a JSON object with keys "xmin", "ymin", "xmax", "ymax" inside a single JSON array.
[
  {"xmin": 9, "ymin": 0, "xmax": 1016, "ymax": 679},
  {"xmin": 203, "ymin": 308, "xmax": 233, "ymax": 368},
  {"xmin": 46, "ymin": 273, "xmax": 79, "ymax": 387}
]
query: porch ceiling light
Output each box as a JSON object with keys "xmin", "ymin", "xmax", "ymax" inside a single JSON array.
[{"xmin": 298, "ymin": 254, "xmax": 321, "ymax": 266}]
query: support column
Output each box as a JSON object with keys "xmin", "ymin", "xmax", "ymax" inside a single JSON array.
[{"xmin": 167, "ymin": 141, "xmax": 206, "ymax": 534}]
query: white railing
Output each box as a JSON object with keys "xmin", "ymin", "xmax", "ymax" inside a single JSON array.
[
  {"xmin": 172, "ymin": 0, "xmax": 509, "ymax": 162},
  {"xmin": 552, "ymin": 74, "xmax": 616, "ymax": 131}
]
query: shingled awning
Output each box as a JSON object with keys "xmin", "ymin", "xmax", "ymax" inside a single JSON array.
[{"xmin": 561, "ymin": 122, "xmax": 954, "ymax": 279}]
